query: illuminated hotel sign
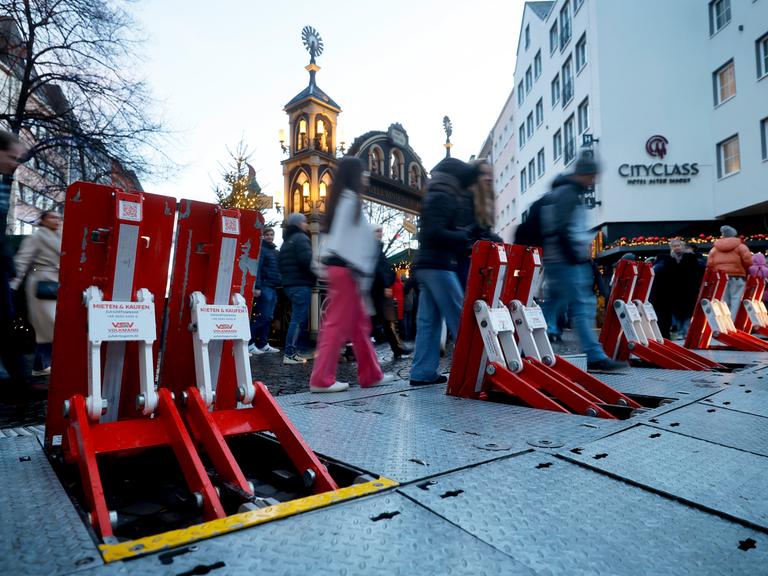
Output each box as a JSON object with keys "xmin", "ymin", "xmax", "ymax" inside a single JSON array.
[{"xmin": 618, "ymin": 135, "xmax": 699, "ymax": 185}]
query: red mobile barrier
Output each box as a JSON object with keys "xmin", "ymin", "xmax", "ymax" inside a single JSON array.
[
  {"xmin": 685, "ymin": 269, "xmax": 768, "ymax": 352},
  {"xmin": 733, "ymin": 275, "xmax": 768, "ymax": 336},
  {"xmin": 159, "ymin": 200, "xmax": 337, "ymax": 498},
  {"xmin": 599, "ymin": 260, "xmax": 723, "ymax": 370},
  {"xmin": 447, "ymin": 241, "xmax": 639, "ymax": 418},
  {"xmin": 48, "ymin": 183, "xmax": 223, "ymax": 538}
]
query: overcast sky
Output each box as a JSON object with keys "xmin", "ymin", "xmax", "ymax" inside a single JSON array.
[{"xmin": 133, "ymin": 0, "xmax": 525, "ymax": 225}]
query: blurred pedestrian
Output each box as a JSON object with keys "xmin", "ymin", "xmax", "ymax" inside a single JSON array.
[
  {"xmin": 650, "ymin": 237, "xmax": 704, "ymax": 339},
  {"xmin": 372, "ymin": 225, "xmax": 411, "ymax": 359},
  {"xmin": 707, "ymin": 225, "xmax": 753, "ymax": 319},
  {"xmin": 0, "ymin": 130, "xmax": 29, "ymax": 382},
  {"xmin": 748, "ymin": 252, "xmax": 768, "ymax": 303},
  {"xmin": 410, "ymin": 157, "xmax": 475, "ymax": 386},
  {"xmin": 278, "ymin": 212, "xmax": 316, "ymax": 364},
  {"xmin": 456, "ymin": 159, "xmax": 502, "ymax": 288},
  {"xmin": 310, "ymin": 157, "xmax": 392, "ymax": 393},
  {"xmin": 391, "ymin": 272, "xmax": 405, "ymax": 339},
  {"xmin": 249, "ymin": 226, "xmax": 281, "ymax": 355},
  {"xmin": 401, "ymin": 273, "xmax": 415, "ymax": 341},
  {"xmin": 540, "ymin": 153, "xmax": 626, "ymax": 371},
  {"xmin": 11, "ymin": 210, "xmax": 62, "ymax": 375}
]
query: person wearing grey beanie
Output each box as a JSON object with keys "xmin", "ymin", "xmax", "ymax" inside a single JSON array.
[
  {"xmin": 534, "ymin": 151, "xmax": 627, "ymax": 372},
  {"xmin": 707, "ymin": 224, "xmax": 753, "ymax": 318}
]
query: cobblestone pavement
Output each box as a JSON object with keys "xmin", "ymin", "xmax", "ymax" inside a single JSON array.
[{"xmin": 0, "ymin": 330, "xmax": 584, "ymax": 430}]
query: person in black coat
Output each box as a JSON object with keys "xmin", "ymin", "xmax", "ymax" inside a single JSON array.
[
  {"xmin": 249, "ymin": 226, "xmax": 282, "ymax": 354},
  {"xmin": 649, "ymin": 238, "xmax": 704, "ymax": 339},
  {"xmin": 278, "ymin": 213, "xmax": 316, "ymax": 363},
  {"xmin": 409, "ymin": 158, "xmax": 475, "ymax": 386},
  {"xmin": 371, "ymin": 226, "xmax": 412, "ymax": 359}
]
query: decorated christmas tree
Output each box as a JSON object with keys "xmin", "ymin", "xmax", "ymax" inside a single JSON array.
[{"xmin": 214, "ymin": 141, "xmax": 269, "ymax": 212}]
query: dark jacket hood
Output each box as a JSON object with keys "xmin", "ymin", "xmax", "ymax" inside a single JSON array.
[
  {"xmin": 432, "ymin": 158, "xmax": 478, "ymax": 188},
  {"xmin": 552, "ymin": 173, "xmax": 586, "ymax": 192},
  {"xmin": 283, "ymin": 224, "xmax": 305, "ymax": 239}
]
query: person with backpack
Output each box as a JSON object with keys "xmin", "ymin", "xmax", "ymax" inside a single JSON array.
[{"xmin": 536, "ymin": 153, "xmax": 627, "ymax": 372}]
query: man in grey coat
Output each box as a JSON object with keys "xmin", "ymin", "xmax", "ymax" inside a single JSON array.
[{"xmin": 540, "ymin": 153, "xmax": 626, "ymax": 372}]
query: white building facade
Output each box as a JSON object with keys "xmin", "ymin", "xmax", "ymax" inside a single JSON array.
[
  {"xmin": 496, "ymin": 0, "xmax": 768, "ymax": 249},
  {"xmin": 489, "ymin": 90, "xmax": 518, "ymax": 240}
]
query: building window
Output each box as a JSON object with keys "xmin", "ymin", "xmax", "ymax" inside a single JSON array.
[
  {"xmin": 761, "ymin": 117, "xmax": 768, "ymax": 161},
  {"xmin": 526, "ymin": 113, "xmax": 534, "ymax": 138},
  {"xmin": 564, "ymin": 115, "xmax": 576, "ymax": 165},
  {"xmin": 521, "ymin": 168, "xmax": 527, "ymax": 193},
  {"xmin": 757, "ymin": 32, "xmax": 768, "ymax": 79},
  {"xmin": 537, "ymin": 148, "xmax": 545, "ymax": 177},
  {"xmin": 519, "ymin": 124, "xmax": 526, "ymax": 148},
  {"xmin": 717, "ymin": 134, "xmax": 740, "ymax": 177},
  {"xmin": 575, "ymin": 33, "xmax": 587, "ymax": 72},
  {"xmin": 553, "ymin": 129, "xmax": 563, "ymax": 160},
  {"xmin": 549, "ymin": 22, "xmax": 559, "ymax": 54},
  {"xmin": 713, "ymin": 60, "xmax": 736, "ymax": 105},
  {"xmin": 525, "ymin": 66, "xmax": 533, "ymax": 93},
  {"xmin": 709, "ymin": 0, "xmax": 731, "ymax": 35},
  {"xmin": 534, "ymin": 50, "xmax": 542, "ymax": 79},
  {"xmin": 578, "ymin": 97, "xmax": 589, "ymax": 133},
  {"xmin": 562, "ymin": 56, "xmax": 574, "ymax": 106},
  {"xmin": 551, "ymin": 74, "xmax": 560, "ymax": 107},
  {"xmin": 528, "ymin": 159, "xmax": 536, "ymax": 186},
  {"xmin": 535, "ymin": 98, "xmax": 544, "ymax": 127},
  {"xmin": 525, "ymin": 24, "xmax": 531, "ymax": 49},
  {"xmin": 560, "ymin": 1, "xmax": 572, "ymax": 50}
]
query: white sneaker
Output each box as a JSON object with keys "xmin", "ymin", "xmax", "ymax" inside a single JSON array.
[
  {"xmin": 248, "ymin": 344, "xmax": 264, "ymax": 355},
  {"xmin": 283, "ymin": 353, "xmax": 307, "ymax": 365},
  {"xmin": 310, "ymin": 381, "xmax": 350, "ymax": 393},
  {"xmin": 31, "ymin": 367, "xmax": 51, "ymax": 377},
  {"xmin": 363, "ymin": 372, "xmax": 398, "ymax": 388},
  {"xmin": 260, "ymin": 344, "xmax": 281, "ymax": 354}
]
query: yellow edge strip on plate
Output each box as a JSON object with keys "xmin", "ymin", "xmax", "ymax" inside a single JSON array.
[{"xmin": 99, "ymin": 477, "xmax": 398, "ymax": 563}]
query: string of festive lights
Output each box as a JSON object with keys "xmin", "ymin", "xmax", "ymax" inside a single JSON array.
[{"xmin": 605, "ymin": 233, "xmax": 768, "ymax": 250}]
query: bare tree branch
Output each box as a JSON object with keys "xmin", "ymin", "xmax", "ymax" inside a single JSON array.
[{"xmin": 0, "ymin": 0, "xmax": 171, "ymax": 181}]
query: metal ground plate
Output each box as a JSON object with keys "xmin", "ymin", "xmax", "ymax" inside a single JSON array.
[
  {"xmin": 692, "ymin": 348, "xmax": 768, "ymax": 368},
  {"xmin": 595, "ymin": 367, "xmax": 731, "ymax": 402},
  {"xmin": 87, "ymin": 492, "xmax": 533, "ymax": 576},
  {"xmin": 400, "ymin": 451, "xmax": 768, "ymax": 576},
  {"xmin": 333, "ymin": 385, "xmax": 628, "ymax": 451},
  {"xmin": 650, "ymin": 401, "xmax": 768, "ymax": 457},
  {"xmin": 564, "ymin": 424, "xmax": 768, "ymax": 530},
  {"xmin": 700, "ymin": 381, "xmax": 768, "ymax": 418},
  {"xmin": 0, "ymin": 436, "xmax": 102, "ymax": 576},
  {"xmin": 280, "ymin": 402, "xmax": 525, "ymax": 483}
]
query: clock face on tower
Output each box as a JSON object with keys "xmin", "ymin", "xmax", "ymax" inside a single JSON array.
[{"xmin": 301, "ymin": 26, "xmax": 324, "ymax": 61}]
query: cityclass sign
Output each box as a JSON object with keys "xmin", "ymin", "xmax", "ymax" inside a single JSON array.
[{"xmin": 617, "ymin": 135, "xmax": 699, "ymax": 185}]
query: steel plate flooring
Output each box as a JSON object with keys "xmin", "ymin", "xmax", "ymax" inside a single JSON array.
[
  {"xmin": 6, "ymin": 356, "xmax": 768, "ymax": 574},
  {"xmin": 400, "ymin": 451, "xmax": 768, "ymax": 576},
  {"xmin": 85, "ymin": 493, "xmax": 532, "ymax": 576},
  {"xmin": 565, "ymin": 424, "xmax": 768, "ymax": 530},
  {"xmin": 0, "ymin": 436, "xmax": 103, "ymax": 576}
]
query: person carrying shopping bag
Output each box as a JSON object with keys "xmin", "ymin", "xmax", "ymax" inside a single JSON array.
[{"xmin": 309, "ymin": 157, "xmax": 395, "ymax": 393}]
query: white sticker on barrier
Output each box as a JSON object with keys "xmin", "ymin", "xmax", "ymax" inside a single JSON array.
[
  {"xmin": 625, "ymin": 304, "xmax": 642, "ymax": 322},
  {"xmin": 523, "ymin": 306, "xmax": 547, "ymax": 329},
  {"xmin": 196, "ymin": 304, "xmax": 250, "ymax": 341},
  {"xmin": 118, "ymin": 200, "xmax": 142, "ymax": 222},
  {"xmin": 488, "ymin": 307, "xmax": 515, "ymax": 333},
  {"xmin": 88, "ymin": 301, "xmax": 156, "ymax": 341},
  {"xmin": 642, "ymin": 303, "xmax": 658, "ymax": 321}
]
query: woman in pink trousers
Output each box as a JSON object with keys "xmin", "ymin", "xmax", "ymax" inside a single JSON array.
[{"xmin": 309, "ymin": 157, "xmax": 394, "ymax": 393}]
